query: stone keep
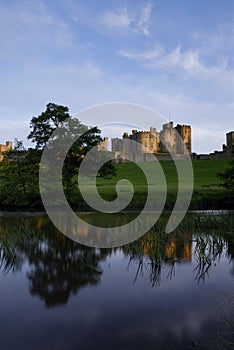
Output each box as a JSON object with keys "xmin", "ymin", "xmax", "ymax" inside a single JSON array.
[{"xmin": 111, "ymin": 122, "xmax": 192, "ymax": 155}]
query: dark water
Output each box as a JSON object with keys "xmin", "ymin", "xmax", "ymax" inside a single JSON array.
[{"xmin": 0, "ymin": 212, "xmax": 233, "ymax": 350}]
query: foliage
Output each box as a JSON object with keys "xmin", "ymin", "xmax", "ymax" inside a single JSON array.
[
  {"xmin": 0, "ymin": 139, "xmax": 41, "ymax": 208},
  {"xmin": 27, "ymin": 103, "xmax": 116, "ymax": 191},
  {"xmin": 0, "ymin": 103, "xmax": 116, "ymax": 209},
  {"xmin": 218, "ymin": 159, "xmax": 234, "ymax": 193},
  {"xmin": 0, "ymin": 219, "xmax": 108, "ymax": 306},
  {"xmin": 27, "ymin": 102, "xmax": 71, "ymax": 149}
]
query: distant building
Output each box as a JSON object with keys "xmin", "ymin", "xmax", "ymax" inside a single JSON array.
[
  {"xmin": 0, "ymin": 141, "xmax": 12, "ymax": 161},
  {"xmin": 97, "ymin": 137, "xmax": 108, "ymax": 152}
]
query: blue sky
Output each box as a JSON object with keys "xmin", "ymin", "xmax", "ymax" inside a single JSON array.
[{"xmin": 0, "ymin": 0, "xmax": 234, "ymax": 153}]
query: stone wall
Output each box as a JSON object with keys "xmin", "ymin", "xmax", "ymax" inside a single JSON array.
[
  {"xmin": 191, "ymin": 131, "xmax": 234, "ymax": 160},
  {"xmin": 112, "ymin": 121, "xmax": 192, "ymax": 156},
  {"xmin": 97, "ymin": 137, "xmax": 108, "ymax": 152},
  {"xmin": 0, "ymin": 141, "xmax": 12, "ymax": 161}
]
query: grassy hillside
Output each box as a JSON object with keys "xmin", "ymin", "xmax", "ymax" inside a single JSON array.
[{"xmin": 94, "ymin": 159, "xmax": 233, "ymax": 210}]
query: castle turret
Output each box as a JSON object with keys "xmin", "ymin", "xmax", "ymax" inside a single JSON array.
[
  {"xmin": 175, "ymin": 124, "xmax": 192, "ymax": 154},
  {"xmin": 0, "ymin": 141, "xmax": 12, "ymax": 162}
]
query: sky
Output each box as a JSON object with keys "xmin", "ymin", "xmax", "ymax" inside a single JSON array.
[{"xmin": 0, "ymin": 0, "xmax": 234, "ymax": 153}]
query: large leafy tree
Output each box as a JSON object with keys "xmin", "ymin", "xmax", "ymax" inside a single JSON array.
[
  {"xmin": 27, "ymin": 103, "xmax": 103, "ymax": 156},
  {"xmin": 27, "ymin": 103, "xmax": 115, "ymax": 204},
  {"xmin": 0, "ymin": 103, "xmax": 115, "ymax": 209},
  {"xmin": 27, "ymin": 103, "xmax": 71, "ymax": 149}
]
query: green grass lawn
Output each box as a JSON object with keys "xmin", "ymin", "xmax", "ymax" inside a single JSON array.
[{"xmin": 93, "ymin": 158, "xmax": 233, "ymax": 210}]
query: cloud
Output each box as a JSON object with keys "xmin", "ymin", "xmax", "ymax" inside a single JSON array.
[
  {"xmin": 167, "ymin": 46, "xmax": 201, "ymax": 71},
  {"xmin": 118, "ymin": 45, "xmax": 164, "ymax": 61},
  {"xmin": 136, "ymin": 2, "xmax": 153, "ymax": 36},
  {"xmin": 118, "ymin": 42, "xmax": 234, "ymax": 107},
  {"xmin": 118, "ymin": 45, "xmax": 202, "ymax": 73},
  {"xmin": 100, "ymin": 7, "xmax": 133, "ymax": 30},
  {"xmin": 99, "ymin": 2, "xmax": 153, "ymax": 36}
]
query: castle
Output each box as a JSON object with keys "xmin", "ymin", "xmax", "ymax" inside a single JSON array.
[
  {"xmin": 0, "ymin": 124, "xmax": 233, "ymax": 163},
  {"xmin": 0, "ymin": 141, "xmax": 12, "ymax": 161},
  {"xmin": 98, "ymin": 121, "xmax": 234, "ymax": 162},
  {"xmin": 110, "ymin": 122, "xmax": 192, "ymax": 162},
  {"xmin": 112, "ymin": 122, "xmax": 191, "ymax": 154}
]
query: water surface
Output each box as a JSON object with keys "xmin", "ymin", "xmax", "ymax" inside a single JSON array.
[{"xmin": 0, "ymin": 212, "xmax": 233, "ymax": 349}]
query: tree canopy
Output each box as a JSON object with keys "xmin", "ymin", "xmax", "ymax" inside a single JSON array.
[
  {"xmin": 0, "ymin": 103, "xmax": 116, "ymax": 210},
  {"xmin": 28, "ymin": 103, "xmax": 73, "ymax": 149}
]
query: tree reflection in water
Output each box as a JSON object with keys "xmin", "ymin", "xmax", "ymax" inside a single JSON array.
[
  {"xmin": 0, "ymin": 213, "xmax": 233, "ymax": 305},
  {"xmin": 124, "ymin": 213, "xmax": 234, "ymax": 286},
  {"xmin": 0, "ymin": 218, "xmax": 111, "ymax": 307},
  {"xmin": 26, "ymin": 236, "xmax": 107, "ymax": 307}
]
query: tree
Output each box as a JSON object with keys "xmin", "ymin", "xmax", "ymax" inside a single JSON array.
[
  {"xmin": 0, "ymin": 139, "xmax": 40, "ymax": 208},
  {"xmin": 219, "ymin": 159, "xmax": 234, "ymax": 193},
  {"xmin": 27, "ymin": 103, "xmax": 116, "ymax": 204},
  {"xmin": 28, "ymin": 103, "xmax": 70, "ymax": 149}
]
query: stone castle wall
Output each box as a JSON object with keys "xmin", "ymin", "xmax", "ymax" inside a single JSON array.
[
  {"xmin": 97, "ymin": 137, "xmax": 108, "ymax": 152},
  {"xmin": 0, "ymin": 141, "xmax": 12, "ymax": 161},
  {"xmin": 112, "ymin": 121, "xmax": 192, "ymax": 156},
  {"xmin": 114, "ymin": 151, "xmax": 191, "ymax": 163},
  {"xmin": 111, "ymin": 123, "xmax": 233, "ymax": 163},
  {"xmin": 192, "ymin": 131, "xmax": 234, "ymax": 160}
]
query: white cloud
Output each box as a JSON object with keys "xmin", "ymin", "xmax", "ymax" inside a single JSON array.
[
  {"xmin": 100, "ymin": 2, "xmax": 153, "ymax": 36},
  {"xmin": 118, "ymin": 45, "xmax": 164, "ymax": 61},
  {"xmin": 100, "ymin": 7, "xmax": 133, "ymax": 30},
  {"xmin": 118, "ymin": 45, "xmax": 202, "ymax": 73},
  {"xmin": 137, "ymin": 2, "xmax": 153, "ymax": 36},
  {"xmin": 118, "ymin": 42, "xmax": 234, "ymax": 106},
  {"xmin": 167, "ymin": 46, "xmax": 201, "ymax": 71}
]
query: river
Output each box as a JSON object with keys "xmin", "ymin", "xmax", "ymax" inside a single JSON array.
[{"xmin": 0, "ymin": 211, "xmax": 233, "ymax": 349}]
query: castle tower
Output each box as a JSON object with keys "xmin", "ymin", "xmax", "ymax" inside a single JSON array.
[
  {"xmin": 129, "ymin": 128, "xmax": 160, "ymax": 153},
  {"xmin": 160, "ymin": 122, "xmax": 177, "ymax": 153},
  {"xmin": 149, "ymin": 127, "xmax": 160, "ymax": 153},
  {"xmin": 226, "ymin": 131, "xmax": 234, "ymax": 155},
  {"xmin": 175, "ymin": 124, "xmax": 192, "ymax": 154},
  {"xmin": 111, "ymin": 137, "xmax": 122, "ymax": 151},
  {"xmin": 97, "ymin": 137, "xmax": 108, "ymax": 152},
  {"xmin": 122, "ymin": 132, "xmax": 130, "ymax": 152}
]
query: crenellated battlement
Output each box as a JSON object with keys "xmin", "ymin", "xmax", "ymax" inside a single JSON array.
[{"xmin": 111, "ymin": 122, "xmax": 192, "ymax": 155}]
